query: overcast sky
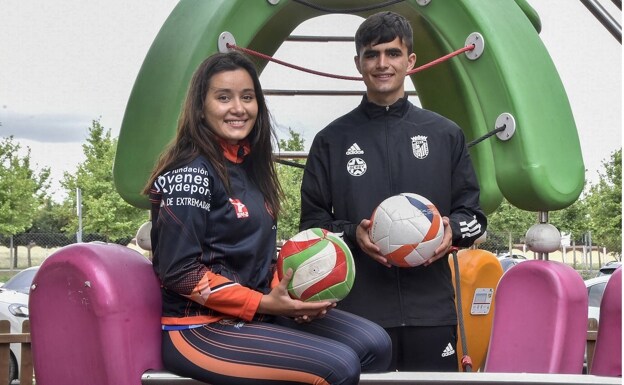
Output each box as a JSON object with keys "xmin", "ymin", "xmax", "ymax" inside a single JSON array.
[{"xmin": 0, "ymin": 1, "xmax": 621, "ymax": 203}]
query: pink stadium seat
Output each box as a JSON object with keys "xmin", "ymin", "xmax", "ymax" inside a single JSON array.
[
  {"xmin": 484, "ymin": 260, "xmax": 587, "ymax": 374},
  {"xmin": 590, "ymin": 267, "xmax": 621, "ymax": 377},
  {"xmin": 29, "ymin": 243, "xmax": 164, "ymax": 385}
]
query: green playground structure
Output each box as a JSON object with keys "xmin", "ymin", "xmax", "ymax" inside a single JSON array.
[{"xmin": 113, "ymin": 0, "xmax": 584, "ymax": 214}]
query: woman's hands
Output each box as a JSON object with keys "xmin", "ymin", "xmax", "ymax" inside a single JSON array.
[{"xmin": 258, "ymin": 268, "xmax": 335, "ymax": 322}]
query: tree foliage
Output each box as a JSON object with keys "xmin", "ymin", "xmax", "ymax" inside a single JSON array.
[
  {"xmin": 485, "ymin": 198, "xmax": 536, "ymax": 251},
  {"xmin": 550, "ymin": 197, "xmax": 588, "ymax": 244},
  {"xmin": 61, "ymin": 119, "xmax": 148, "ymax": 242},
  {"xmin": 28, "ymin": 198, "xmax": 72, "ymax": 234},
  {"xmin": 276, "ymin": 128, "xmax": 305, "ymax": 241},
  {"xmin": 584, "ymin": 149, "xmax": 622, "ymax": 257},
  {"xmin": 0, "ymin": 136, "xmax": 50, "ymax": 236}
]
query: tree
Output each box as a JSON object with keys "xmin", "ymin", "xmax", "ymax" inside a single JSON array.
[
  {"xmin": 276, "ymin": 128, "xmax": 305, "ymax": 241},
  {"xmin": 28, "ymin": 198, "xmax": 72, "ymax": 234},
  {"xmin": 584, "ymin": 149, "xmax": 622, "ymax": 258},
  {"xmin": 483, "ymin": 199, "xmax": 535, "ymax": 253},
  {"xmin": 550, "ymin": 196, "xmax": 588, "ymax": 245},
  {"xmin": 61, "ymin": 119, "xmax": 148, "ymax": 243},
  {"xmin": 24, "ymin": 197, "xmax": 74, "ymax": 248},
  {"xmin": 0, "ymin": 136, "xmax": 50, "ymax": 237}
]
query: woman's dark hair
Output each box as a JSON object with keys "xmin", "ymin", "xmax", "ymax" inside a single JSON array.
[
  {"xmin": 355, "ymin": 11, "xmax": 414, "ymax": 55},
  {"xmin": 143, "ymin": 51, "xmax": 283, "ymax": 217}
]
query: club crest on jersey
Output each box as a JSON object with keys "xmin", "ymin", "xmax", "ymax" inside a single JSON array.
[
  {"xmin": 411, "ymin": 135, "xmax": 429, "ymax": 159},
  {"xmin": 229, "ymin": 198, "xmax": 249, "ymax": 218},
  {"xmin": 346, "ymin": 157, "xmax": 367, "ymax": 176}
]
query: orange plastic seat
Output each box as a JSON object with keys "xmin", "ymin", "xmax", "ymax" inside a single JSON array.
[{"xmin": 449, "ymin": 249, "xmax": 503, "ymax": 371}]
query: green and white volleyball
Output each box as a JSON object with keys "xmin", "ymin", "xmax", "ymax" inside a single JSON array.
[{"xmin": 277, "ymin": 228, "xmax": 355, "ymax": 302}]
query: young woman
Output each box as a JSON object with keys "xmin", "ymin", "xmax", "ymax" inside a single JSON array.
[{"xmin": 143, "ymin": 51, "xmax": 391, "ymax": 385}]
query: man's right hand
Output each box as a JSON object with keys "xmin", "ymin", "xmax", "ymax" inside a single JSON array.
[{"xmin": 356, "ymin": 219, "xmax": 391, "ymax": 267}]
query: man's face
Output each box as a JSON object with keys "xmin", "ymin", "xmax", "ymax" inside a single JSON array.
[{"xmin": 355, "ymin": 36, "xmax": 416, "ymax": 106}]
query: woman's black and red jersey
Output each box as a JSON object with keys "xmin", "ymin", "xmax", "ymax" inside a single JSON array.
[{"xmin": 148, "ymin": 142, "xmax": 277, "ymax": 326}]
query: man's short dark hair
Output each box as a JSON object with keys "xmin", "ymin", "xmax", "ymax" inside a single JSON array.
[{"xmin": 355, "ymin": 11, "xmax": 414, "ymax": 55}]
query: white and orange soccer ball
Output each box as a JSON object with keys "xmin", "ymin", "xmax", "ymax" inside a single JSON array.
[
  {"xmin": 277, "ymin": 228, "xmax": 355, "ymax": 302},
  {"xmin": 369, "ymin": 193, "xmax": 444, "ymax": 267}
]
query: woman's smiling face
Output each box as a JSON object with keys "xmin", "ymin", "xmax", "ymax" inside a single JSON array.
[{"xmin": 203, "ymin": 68, "xmax": 258, "ymax": 144}]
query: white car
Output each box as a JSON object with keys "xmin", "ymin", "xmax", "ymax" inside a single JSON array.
[
  {"xmin": 597, "ymin": 261, "xmax": 622, "ymax": 276},
  {"xmin": 583, "ymin": 273, "xmax": 613, "ymax": 373},
  {"xmin": 497, "ymin": 253, "xmax": 527, "ymax": 272},
  {"xmin": 0, "ymin": 266, "xmax": 39, "ymax": 384},
  {"xmin": 584, "ymin": 274, "xmax": 610, "ymax": 323}
]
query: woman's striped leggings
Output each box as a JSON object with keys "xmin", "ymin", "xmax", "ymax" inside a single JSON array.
[{"xmin": 162, "ymin": 309, "xmax": 392, "ymax": 385}]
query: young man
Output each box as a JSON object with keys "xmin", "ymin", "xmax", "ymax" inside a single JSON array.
[{"xmin": 299, "ymin": 11, "xmax": 487, "ymax": 371}]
